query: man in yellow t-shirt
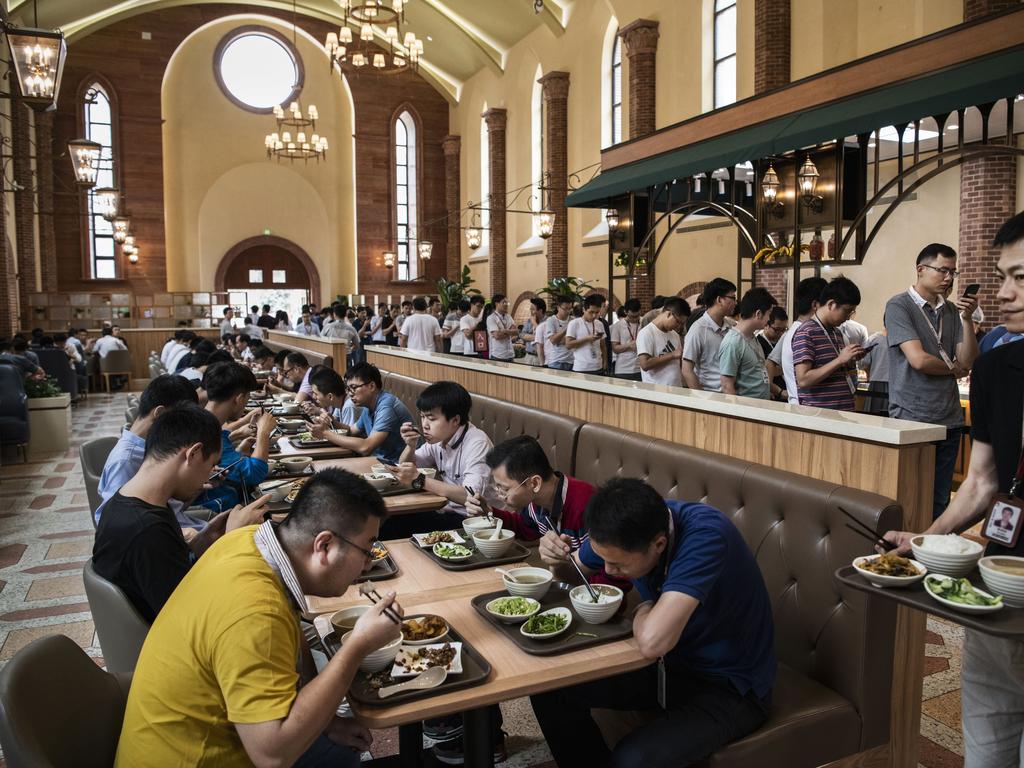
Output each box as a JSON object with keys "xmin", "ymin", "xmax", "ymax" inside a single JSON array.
[{"xmin": 115, "ymin": 468, "xmax": 402, "ymax": 768}]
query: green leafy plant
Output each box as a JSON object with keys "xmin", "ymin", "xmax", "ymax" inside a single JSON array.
[
  {"xmin": 436, "ymin": 265, "xmax": 481, "ymax": 313},
  {"xmin": 25, "ymin": 376, "xmax": 64, "ymax": 398},
  {"xmin": 536, "ymin": 276, "xmax": 596, "ymax": 305}
]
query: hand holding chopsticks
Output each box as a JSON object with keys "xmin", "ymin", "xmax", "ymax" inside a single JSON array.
[
  {"xmin": 358, "ymin": 581, "xmax": 403, "ymax": 625},
  {"xmin": 541, "ymin": 512, "xmax": 600, "ymax": 603}
]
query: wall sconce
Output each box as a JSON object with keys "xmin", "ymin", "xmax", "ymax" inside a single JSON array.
[
  {"xmin": 127, "ymin": 249, "xmax": 139, "ymax": 264},
  {"xmin": 5, "ymin": 24, "xmax": 67, "ymax": 112},
  {"xmin": 67, "ymin": 138, "xmax": 101, "ymax": 188},
  {"xmin": 113, "ymin": 217, "xmax": 130, "ymax": 244},
  {"xmin": 797, "ymin": 155, "xmax": 824, "ymax": 213},
  {"xmin": 418, "ymin": 240, "xmax": 433, "ymax": 261},
  {"xmin": 605, "ymin": 208, "xmax": 619, "ymax": 230},
  {"xmin": 465, "ymin": 227, "xmax": 481, "ymax": 250},
  {"xmin": 761, "ymin": 164, "xmax": 784, "ymax": 219},
  {"xmin": 536, "ymin": 209, "xmax": 555, "ymax": 239},
  {"xmin": 94, "ymin": 187, "xmax": 119, "ymax": 221},
  {"xmin": 383, "ymin": 251, "xmax": 395, "ymax": 269}
]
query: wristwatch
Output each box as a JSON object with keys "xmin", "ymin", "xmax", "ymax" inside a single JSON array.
[{"xmin": 411, "ymin": 473, "xmax": 426, "ymax": 491}]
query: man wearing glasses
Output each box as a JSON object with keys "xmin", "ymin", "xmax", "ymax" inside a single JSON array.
[
  {"xmin": 682, "ymin": 278, "xmax": 737, "ymax": 392},
  {"xmin": 884, "ymin": 243, "xmax": 979, "ymax": 519},
  {"xmin": 268, "ymin": 352, "xmax": 315, "ymax": 404}
]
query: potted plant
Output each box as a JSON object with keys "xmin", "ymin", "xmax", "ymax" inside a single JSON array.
[
  {"xmin": 536, "ymin": 276, "xmax": 596, "ymax": 306},
  {"xmin": 436, "ymin": 265, "xmax": 482, "ymax": 314},
  {"xmin": 25, "ymin": 377, "xmax": 72, "ymax": 457}
]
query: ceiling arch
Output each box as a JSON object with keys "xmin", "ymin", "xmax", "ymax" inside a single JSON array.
[{"xmin": 8, "ymin": 0, "xmax": 573, "ymax": 102}]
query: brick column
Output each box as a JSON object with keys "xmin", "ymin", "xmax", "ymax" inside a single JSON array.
[
  {"xmin": 483, "ymin": 108, "xmax": 507, "ymax": 296},
  {"xmin": 35, "ymin": 111, "xmax": 57, "ymax": 291},
  {"xmin": 12, "ymin": 102, "xmax": 36, "ymax": 328},
  {"xmin": 539, "ymin": 71, "xmax": 569, "ymax": 281},
  {"xmin": 754, "ymin": 0, "xmax": 790, "ymax": 94},
  {"xmin": 965, "ymin": 0, "xmax": 1018, "ymax": 18},
  {"xmin": 0, "ymin": 175, "xmax": 16, "ymax": 337},
  {"xmin": 442, "ymin": 135, "xmax": 462, "ymax": 281},
  {"xmin": 620, "ymin": 20, "xmax": 659, "ymax": 307}
]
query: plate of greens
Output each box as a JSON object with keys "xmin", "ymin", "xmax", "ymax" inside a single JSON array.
[
  {"xmin": 484, "ymin": 596, "xmax": 540, "ymax": 624},
  {"xmin": 432, "ymin": 542, "xmax": 474, "ymax": 562},
  {"xmin": 520, "ymin": 607, "xmax": 572, "ymax": 640},
  {"xmin": 924, "ymin": 575, "xmax": 1004, "ymax": 614}
]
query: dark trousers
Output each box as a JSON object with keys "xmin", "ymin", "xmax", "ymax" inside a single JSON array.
[
  {"xmin": 933, "ymin": 428, "xmax": 963, "ymax": 520},
  {"xmin": 380, "ymin": 509, "xmax": 464, "ymax": 540},
  {"xmin": 616, "ymin": 372, "xmax": 642, "ymax": 382},
  {"xmin": 531, "ymin": 664, "xmax": 769, "ymax": 768},
  {"xmin": 292, "ymin": 733, "xmax": 360, "ymax": 768}
]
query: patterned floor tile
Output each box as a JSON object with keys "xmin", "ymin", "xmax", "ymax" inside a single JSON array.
[{"xmin": 25, "ymin": 573, "xmax": 85, "ymax": 601}]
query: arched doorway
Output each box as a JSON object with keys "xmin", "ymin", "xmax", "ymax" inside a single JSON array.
[{"xmin": 215, "ymin": 236, "xmax": 321, "ymax": 323}]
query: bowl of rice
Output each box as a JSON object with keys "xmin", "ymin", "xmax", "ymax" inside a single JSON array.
[{"xmin": 910, "ymin": 534, "xmax": 983, "ymax": 578}]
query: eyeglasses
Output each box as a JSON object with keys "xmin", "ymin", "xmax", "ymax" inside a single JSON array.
[
  {"xmin": 921, "ymin": 265, "xmax": 960, "ymax": 278},
  {"xmin": 722, "ymin": 294, "xmax": 737, "ymax": 302},
  {"xmin": 770, "ymin": 324, "xmax": 789, "ymax": 333},
  {"xmin": 491, "ymin": 475, "xmax": 531, "ymax": 500},
  {"xmin": 345, "ymin": 381, "xmax": 368, "ymax": 394},
  {"xmin": 282, "ymin": 366, "xmax": 296, "ymax": 375},
  {"xmin": 332, "ymin": 531, "xmax": 374, "ymax": 560}
]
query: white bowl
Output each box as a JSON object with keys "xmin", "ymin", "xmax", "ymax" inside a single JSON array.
[
  {"xmin": 485, "ymin": 596, "xmax": 540, "ymax": 624},
  {"xmin": 462, "ymin": 516, "xmax": 496, "ymax": 538},
  {"xmin": 979, "ymin": 556, "xmax": 1024, "ymax": 607},
  {"xmin": 278, "ymin": 418, "xmax": 306, "ymax": 433},
  {"xmin": 910, "ymin": 535, "xmax": 983, "ymax": 577},
  {"xmin": 503, "ymin": 567, "xmax": 554, "ymax": 599},
  {"xmin": 520, "ymin": 607, "xmax": 573, "ymax": 640},
  {"xmin": 852, "ymin": 554, "xmax": 927, "ymax": 589},
  {"xmin": 363, "ymin": 472, "xmax": 397, "ymax": 492},
  {"xmin": 432, "ymin": 542, "xmax": 474, "ymax": 562},
  {"xmin": 923, "ymin": 575, "xmax": 1004, "ymax": 614},
  {"xmin": 570, "ymin": 584, "xmax": 624, "ymax": 624},
  {"xmin": 280, "ymin": 456, "xmax": 312, "ymax": 473},
  {"xmin": 330, "ymin": 605, "xmax": 370, "ymax": 636},
  {"xmin": 276, "ymin": 403, "xmax": 301, "ymax": 415},
  {"xmin": 472, "ymin": 529, "xmax": 516, "ymax": 558},
  {"xmin": 257, "ymin": 479, "xmax": 294, "ymax": 502},
  {"xmin": 341, "ymin": 629, "xmax": 403, "ymax": 672},
  {"xmin": 400, "ymin": 614, "xmax": 450, "ymax": 646}
]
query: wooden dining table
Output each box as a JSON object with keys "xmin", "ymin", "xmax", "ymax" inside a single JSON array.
[
  {"xmin": 312, "ymin": 456, "xmax": 449, "ymax": 516},
  {"xmin": 274, "ymin": 433, "xmax": 356, "ymax": 460}
]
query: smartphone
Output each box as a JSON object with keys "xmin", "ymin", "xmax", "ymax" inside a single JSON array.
[
  {"xmin": 861, "ymin": 342, "xmax": 878, "ymax": 353},
  {"xmin": 963, "ymin": 283, "xmax": 981, "ymax": 299}
]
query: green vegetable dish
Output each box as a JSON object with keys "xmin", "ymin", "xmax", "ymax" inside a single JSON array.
[
  {"xmin": 523, "ymin": 612, "xmax": 569, "ymax": 634},
  {"xmin": 434, "ymin": 543, "xmax": 472, "ymax": 559},
  {"xmin": 490, "ymin": 597, "xmax": 536, "ymax": 616},
  {"xmin": 925, "ymin": 576, "xmax": 1003, "ymax": 607}
]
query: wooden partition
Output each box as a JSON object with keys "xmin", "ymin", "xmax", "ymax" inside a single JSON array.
[
  {"xmin": 265, "ymin": 330, "xmax": 349, "ymax": 376},
  {"xmin": 119, "ymin": 327, "xmax": 220, "ymax": 379},
  {"xmin": 368, "ymin": 347, "xmax": 939, "ymax": 768}
]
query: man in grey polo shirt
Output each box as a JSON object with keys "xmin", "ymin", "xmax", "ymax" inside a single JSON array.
[
  {"xmin": 682, "ymin": 278, "xmax": 736, "ymax": 391},
  {"xmin": 884, "ymin": 243, "xmax": 979, "ymax": 520}
]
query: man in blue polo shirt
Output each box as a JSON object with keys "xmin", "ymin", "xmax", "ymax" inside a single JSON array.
[{"xmin": 531, "ymin": 478, "xmax": 775, "ymax": 768}]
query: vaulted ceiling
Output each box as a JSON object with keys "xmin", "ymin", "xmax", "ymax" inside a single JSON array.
[{"xmin": 4, "ymin": 0, "xmax": 574, "ymax": 101}]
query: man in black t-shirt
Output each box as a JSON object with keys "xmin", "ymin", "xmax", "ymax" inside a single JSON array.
[
  {"xmin": 93, "ymin": 404, "xmax": 267, "ymax": 622},
  {"xmin": 885, "ymin": 210, "xmax": 1024, "ymax": 767}
]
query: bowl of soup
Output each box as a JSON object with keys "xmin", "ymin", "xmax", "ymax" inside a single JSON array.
[
  {"xmin": 979, "ymin": 556, "xmax": 1024, "ymax": 607},
  {"xmin": 502, "ymin": 567, "xmax": 554, "ymax": 599},
  {"xmin": 330, "ymin": 605, "xmax": 370, "ymax": 636},
  {"xmin": 569, "ymin": 584, "xmax": 624, "ymax": 624}
]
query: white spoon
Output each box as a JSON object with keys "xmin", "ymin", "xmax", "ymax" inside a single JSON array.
[
  {"xmin": 494, "ymin": 568, "xmax": 519, "ymax": 582},
  {"xmin": 489, "ymin": 517, "xmax": 504, "ymax": 540},
  {"xmin": 377, "ymin": 666, "xmax": 447, "ymax": 699}
]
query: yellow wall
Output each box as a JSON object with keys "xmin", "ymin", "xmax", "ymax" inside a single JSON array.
[{"xmin": 162, "ymin": 14, "xmax": 357, "ymax": 297}]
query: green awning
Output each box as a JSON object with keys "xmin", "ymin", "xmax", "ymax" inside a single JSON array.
[{"xmin": 567, "ymin": 46, "xmax": 1024, "ymax": 208}]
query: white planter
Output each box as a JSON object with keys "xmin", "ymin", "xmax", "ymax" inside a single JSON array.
[{"xmin": 27, "ymin": 393, "xmax": 72, "ymax": 457}]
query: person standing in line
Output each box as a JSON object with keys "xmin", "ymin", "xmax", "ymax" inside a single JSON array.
[
  {"xmin": 218, "ymin": 307, "xmax": 235, "ymax": 338},
  {"xmin": 446, "ymin": 299, "xmax": 469, "ymax": 356},
  {"xmin": 719, "ymin": 288, "xmax": 778, "ymax": 400},
  {"xmin": 247, "ymin": 305, "xmax": 260, "ymax": 326},
  {"xmin": 756, "ymin": 306, "xmax": 789, "ymax": 398},
  {"xmin": 791, "ymin": 276, "xmax": 865, "ymax": 411},
  {"xmin": 520, "ymin": 298, "xmax": 547, "ymax": 367},
  {"xmin": 840, "ymin": 309, "xmax": 869, "ymax": 347},
  {"xmin": 640, "ymin": 296, "xmax": 665, "ymax": 328},
  {"xmin": 610, "ymin": 299, "xmax": 643, "ymax": 381},
  {"xmin": 766, "ymin": 277, "xmax": 827, "ymax": 405},
  {"xmin": 486, "ymin": 294, "xmax": 517, "ymax": 363},
  {"xmin": 565, "ymin": 294, "xmax": 608, "ymax": 374},
  {"xmin": 884, "ymin": 210, "xmax": 1024, "ymax": 768},
  {"xmin": 682, "ymin": 278, "xmax": 736, "ymax": 392},
  {"xmin": 460, "ymin": 295, "xmax": 486, "ymax": 357},
  {"xmin": 395, "ymin": 300, "xmax": 414, "ymax": 335},
  {"xmin": 294, "ymin": 307, "xmax": 318, "ymax": 336},
  {"xmin": 538, "ymin": 296, "xmax": 574, "ymax": 371},
  {"xmin": 256, "ymin": 304, "xmax": 276, "ymax": 330},
  {"xmin": 884, "ymin": 243, "xmax": 979, "ymax": 519},
  {"xmin": 399, "ymin": 297, "xmax": 443, "ymax": 353},
  {"xmin": 636, "ymin": 297, "xmax": 689, "ymax": 387}
]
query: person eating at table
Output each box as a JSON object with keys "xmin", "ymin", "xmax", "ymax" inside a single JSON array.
[
  {"xmin": 308, "ymin": 367, "xmax": 364, "ymax": 434},
  {"xmin": 530, "ymin": 477, "xmax": 775, "ymax": 768},
  {"xmin": 115, "ymin": 469, "xmax": 402, "ymax": 768},
  {"xmin": 381, "ymin": 381, "xmax": 493, "ymax": 538},
  {"xmin": 308, "ymin": 362, "xmax": 412, "ymax": 465},
  {"xmin": 267, "ymin": 351, "xmax": 315, "ymax": 404}
]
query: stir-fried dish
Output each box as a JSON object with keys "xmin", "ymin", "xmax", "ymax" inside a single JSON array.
[{"xmin": 857, "ymin": 551, "xmax": 920, "ymax": 577}]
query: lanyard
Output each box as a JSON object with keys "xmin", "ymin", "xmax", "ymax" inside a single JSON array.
[
  {"xmin": 626, "ymin": 321, "xmax": 638, "ymax": 341},
  {"xmin": 908, "ymin": 290, "xmax": 954, "ymax": 368},
  {"xmin": 812, "ymin": 315, "xmax": 856, "ymax": 395}
]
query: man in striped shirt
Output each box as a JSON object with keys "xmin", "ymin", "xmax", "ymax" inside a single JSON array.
[{"xmin": 792, "ymin": 276, "xmax": 866, "ymax": 410}]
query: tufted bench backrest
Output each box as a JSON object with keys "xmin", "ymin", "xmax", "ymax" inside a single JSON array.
[{"xmin": 573, "ymin": 422, "xmax": 900, "ymax": 750}]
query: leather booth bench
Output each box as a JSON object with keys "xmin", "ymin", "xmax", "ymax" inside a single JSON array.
[{"xmin": 379, "ymin": 370, "xmax": 901, "ymax": 768}]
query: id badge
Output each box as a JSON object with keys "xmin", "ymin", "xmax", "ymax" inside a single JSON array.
[
  {"xmin": 982, "ymin": 495, "xmax": 1023, "ymax": 549},
  {"xmin": 657, "ymin": 656, "xmax": 667, "ymax": 709},
  {"xmin": 937, "ymin": 346, "xmax": 955, "ymax": 370}
]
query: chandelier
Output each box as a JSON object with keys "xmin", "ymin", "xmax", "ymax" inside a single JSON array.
[
  {"xmin": 264, "ymin": 101, "xmax": 328, "ymax": 162},
  {"xmin": 324, "ymin": 0, "xmax": 424, "ymax": 76}
]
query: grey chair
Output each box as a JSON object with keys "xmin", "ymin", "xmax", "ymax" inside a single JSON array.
[
  {"xmin": 99, "ymin": 349, "xmax": 133, "ymax": 392},
  {"xmin": 83, "ymin": 561, "xmax": 150, "ymax": 674},
  {"xmin": 0, "ymin": 634, "xmax": 130, "ymax": 768},
  {"xmin": 124, "ymin": 404, "xmax": 138, "ymax": 425},
  {"xmin": 147, "ymin": 361, "xmax": 164, "ymax": 379},
  {"xmin": 35, "ymin": 349, "xmax": 77, "ymax": 401},
  {"xmin": 0, "ymin": 365, "xmax": 29, "ymax": 462},
  {"xmin": 80, "ymin": 436, "xmax": 118, "ymax": 528}
]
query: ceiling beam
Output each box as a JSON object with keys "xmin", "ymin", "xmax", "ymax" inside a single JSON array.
[
  {"xmin": 535, "ymin": 0, "xmax": 566, "ymax": 38},
  {"xmin": 420, "ymin": 0, "xmax": 505, "ymax": 74}
]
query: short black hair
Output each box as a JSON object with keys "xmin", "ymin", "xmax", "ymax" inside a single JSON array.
[
  {"xmin": 237, "ymin": 334, "xmax": 251, "ymax": 344},
  {"xmin": 401, "ymin": 300, "xmax": 414, "ymax": 308},
  {"xmin": 274, "ymin": 349, "xmax": 289, "ymax": 365},
  {"xmin": 769, "ymin": 305, "xmax": 789, "ymax": 323},
  {"xmin": 145, "ymin": 403, "xmax": 222, "ymax": 461},
  {"xmin": 738, "ymin": 287, "xmax": 777, "ymax": 319},
  {"xmin": 795, "ymin": 276, "xmax": 828, "ymax": 315},
  {"xmin": 556, "ymin": 295, "xmax": 574, "ymax": 306},
  {"xmin": 202, "ymin": 362, "xmax": 257, "ymax": 402},
  {"xmin": 416, "ymin": 381, "xmax": 472, "ymax": 424},
  {"xmin": 491, "ymin": 293, "xmax": 506, "ymax": 305},
  {"xmin": 583, "ymin": 293, "xmax": 606, "ymax": 310},
  {"xmin": 221, "ymin": 334, "xmax": 235, "ymax": 344},
  {"xmin": 663, "ymin": 297, "xmax": 691, "ymax": 318},
  {"xmin": 993, "ymin": 211, "xmax": 1024, "ymax": 248},
  {"xmin": 285, "ymin": 352, "xmax": 310, "ymax": 369},
  {"xmin": 195, "ymin": 339, "xmax": 216, "ymax": 355},
  {"xmin": 39, "ymin": 336, "xmax": 54, "ymax": 347},
  {"xmin": 281, "ymin": 468, "xmax": 387, "ymax": 539},
  {"xmin": 585, "ymin": 478, "xmax": 670, "ymax": 552},
  {"xmin": 254, "ymin": 346, "xmax": 275, "ymax": 361},
  {"xmin": 138, "ymin": 374, "xmax": 198, "ymax": 418},
  {"xmin": 223, "ymin": 307, "xmax": 232, "ymax": 317},
  {"xmin": 189, "ymin": 352, "xmax": 211, "ymax": 369},
  {"xmin": 485, "ymin": 436, "xmax": 553, "ymax": 482},
  {"xmin": 530, "ymin": 297, "xmax": 547, "ymax": 313},
  {"xmin": 413, "ymin": 297, "xmax": 428, "ymax": 311},
  {"xmin": 101, "ymin": 327, "xmax": 113, "ymax": 336},
  {"xmin": 820, "ymin": 275, "xmax": 861, "ymax": 307},
  {"xmin": 345, "ymin": 361, "xmax": 383, "ymax": 389},
  {"xmin": 457, "ymin": 299, "xmax": 471, "ymax": 312},
  {"xmin": 623, "ymin": 298, "xmax": 641, "ymax": 313},
  {"xmin": 469, "ymin": 295, "xmax": 485, "ymax": 307},
  {"xmin": 651, "ymin": 296, "xmax": 666, "ymax": 310},
  {"xmin": 262, "ymin": 304, "xmax": 271, "ymax": 312},
  {"xmin": 916, "ymin": 243, "xmax": 956, "ymax": 266},
  {"xmin": 206, "ymin": 350, "xmax": 233, "ymax": 366},
  {"xmin": 311, "ymin": 367, "xmax": 346, "ymax": 397},
  {"xmin": 12, "ymin": 338, "xmax": 27, "ymax": 352},
  {"xmin": 702, "ymin": 278, "xmax": 737, "ymax": 306}
]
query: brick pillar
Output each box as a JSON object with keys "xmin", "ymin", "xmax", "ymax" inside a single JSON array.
[
  {"xmin": 12, "ymin": 102, "xmax": 36, "ymax": 329},
  {"xmin": 442, "ymin": 135, "xmax": 462, "ymax": 281},
  {"xmin": 36, "ymin": 111, "xmax": 57, "ymax": 291},
  {"xmin": 965, "ymin": 0, "xmax": 1018, "ymax": 18},
  {"xmin": 539, "ymin": 71, "xmax": 569, "ymax": 281},
  {"xmin": 754, "ymin": 0, "xmax": 791, "ymax": 94},
  {"xmin": 620, "ymin": 19, "xmax": 659, "ymax": 308},
  {"xmin": 0, "ymin": 173, "xmax": 16, "ymax": 337},
  {"xmin": 483, "ymin": 108, "xmax": 507, "ymax": 296}
]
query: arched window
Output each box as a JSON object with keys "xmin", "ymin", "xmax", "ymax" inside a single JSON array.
[
  {"xmin": 480, "ymin": 114, "xmax": 489, "ymax": 250},
  {"xmin": 84, "ymin": 83, "xmax": 116, "ymax": 279},
  {"xmin": 531, "ymin": 66, "xmax": 544, "ymax": 237},
  {"xmin": 610, "ymin": 33, "xmax": 622, "ymax": 144},
  {"xmin": 395, "ymin": 110, "xmax": 418, "ymax": 281},
  {"xmin": 713, "ymin": 0, "xmax": 737, "ymax": 109}
]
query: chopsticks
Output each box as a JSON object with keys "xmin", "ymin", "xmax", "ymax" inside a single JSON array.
[
  {"xmin": 358, "ymin": 581, "xmax": 402, "ymax": 625},
  {"xmin": 541, "ymin": 512, "xmax": 600, "ymax": 603},
  {"xmin": 464, "ymin": 486, "xmax": 493, "ymax": 521},
  {"xmin": 838, "ymin": 505, "xmax": 896, "ymax": 551},
  {"xmin": 207, "ymin": 456, "xmax": 246, "ymax": 482}
]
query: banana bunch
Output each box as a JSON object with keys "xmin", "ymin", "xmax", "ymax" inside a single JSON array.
[{"xmin": 752, "ymin": 243, "xmax": 810, "ymax": 265}]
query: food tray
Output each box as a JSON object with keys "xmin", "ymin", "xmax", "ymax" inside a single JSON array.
[
  {"xmin": 267, "ymin": 464, "xmax": 315, "ymax": 479},
  {"xmin": 288, "ymin": 437, "xmax": 333, "ymax": 449},
  {"xmin": 411, "ymin": 539, "xmax": 531, "ymax": 571},
  {"xmin": 471, "ymin": 583, "xmax": 633, "ymax": 655},
  {"xmin": 325, "ymin": 624, "xmax": 491, "ymax": 706},
  {"xmin": 835, "ymin": 566, "xmax": 1024, "ymax": 638},
  {"xmin": 362, "ymin": 554, "xmax": 399, "ymax": 582}
]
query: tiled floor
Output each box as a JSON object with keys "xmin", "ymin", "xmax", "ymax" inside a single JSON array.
[{"xmin": 0, "ymin": 393, "xmax": 964, "ymax": 767}]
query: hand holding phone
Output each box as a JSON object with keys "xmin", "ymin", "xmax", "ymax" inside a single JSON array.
[{"xmin": 962, "ymin": 283, "xmax": 981, "ymax": 299}]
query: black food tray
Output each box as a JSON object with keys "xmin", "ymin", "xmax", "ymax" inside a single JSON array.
[
  {"xmin": 411, "ymin": 539, "xmax": 531, "ymax": 571},
  {"xmin": 362, "ymin": 554, "xmax": 399, "ymax": 582},
  {"xmin": 267, "ymin": 464, "xmax": 315, "ymax": 478},
  {"xmin": 471, "ymin": 583, "xmax": 633, "ymax": 655},
  {"xmin": 324, "ymin": 623, "xmax": 491, "ymax": 707},
  {"xmin": 288, "ymin": 437, "xmax": 332, "ymax": 449},
  {"xmin": 835, "ymin": 566, "xmax": 1024, "ymax": 638}
]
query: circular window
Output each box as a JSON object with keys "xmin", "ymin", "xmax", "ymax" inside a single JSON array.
[{"xmin": 215, "ymin": 27, "xmax": 303, "ymax": 112}]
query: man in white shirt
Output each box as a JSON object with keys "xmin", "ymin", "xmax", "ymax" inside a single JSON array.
[
  {"xmin": 682, "ymin": 278, "xmax": 736, "ymax": 391},
  {"xmin": 766, "ymin": 277, "xmax": 827, "ymax": 404},
  {"xmin": 610, "ymin": 299, "xmax": 643, "ymax": 380},
  {"xmin": 539, "ymin": 296, "xmax": 574, "ymax": 370},
  {"xmin": 486, "ymin": 294, "xmax": 517, "ymax": 362},
  {"xmin": 247, "ymin": 305, "xmax": 260, "ymax": 326},
  {"xmin": 565, "ymin": 294, "xmax": 607, "ymax": 374},
  {"xmin": 443, "ymin": 302, "xmax": 466, "ymax": 355},
  {"xmin": 218, "ymin": 308, "xmax": 235, "ymax": 338},
  {"xmin": 636, "ymin": 297, "xmax": 689, "ymax": 387},
  {"xmin": 93, "ymin": 327, "xmax": 128, "ymax": 358},
  {"xmin": 841, "ymin": 310, "xmax": 869, "ymax": 347},
  {"xmin": 399, "ymin": 297, "xmax": 442, "ymax": 352},
  {"xmin": 460, "ymin": 296, "xmax": 485, "ymax": 356},
  {"xmin": 294, "ymin": 308, "xmax": 317, "ymax": 336},
  {"xmin": 160, "ymin": 331, "xmax": 183, "ymax": 367}
]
